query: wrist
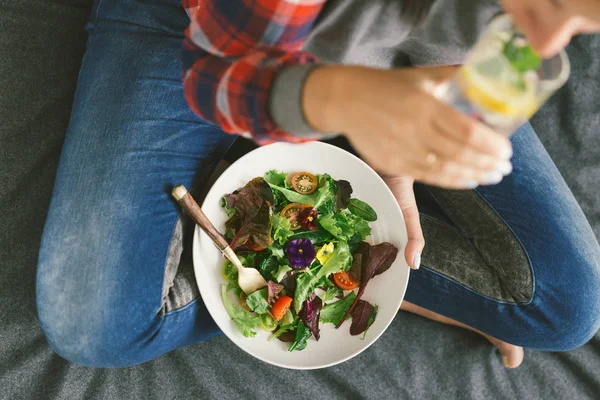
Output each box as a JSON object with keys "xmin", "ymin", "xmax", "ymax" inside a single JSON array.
[{"xmin": 303, "ymin": 65, "xmax": 353, "ymax": 134}]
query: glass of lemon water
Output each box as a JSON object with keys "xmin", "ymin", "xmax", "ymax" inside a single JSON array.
[{"xmin": 435, "ymin": 14, "xmax": 570, "ymax": 136}]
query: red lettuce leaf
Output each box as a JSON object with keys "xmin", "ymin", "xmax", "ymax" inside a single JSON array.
[
  {"xmin": 227, "ymin": 178, "xmax": 274, "ymax": 250},
  {"xmin": 334, "ymin": 179, "xmax": 353, "ymax": 211},
  {"xmin": 267, "ymin": 280, "xmax": 284, "ymax": 303},
  {"xmin": 348, "ymin": 252, "xmax": 363, "ymax": 283},
  {"xmin": 299, "ymin": 293, "xmax": 323, "ymax": 341},
  {"xmin": 349, "ymin": 299, "xmax": 376, "ymax": 335},
  {"xmin": 278, "ymin": 331, "xmax": 296, "ymax": 343},
  {"xmin": 224, "ymin": 191, "xmax": 237, "ymax": 209},
  {"xmin": 335, "ymin": 242, "xmax": 398, "ymax": 329}
]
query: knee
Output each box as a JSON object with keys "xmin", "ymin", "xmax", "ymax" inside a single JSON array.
[
  {"xmin": 524, "ymin": 256, "xmax": 600, "ymax": 351},
  {"xmin": 37, "ymin": 240, "xmax": 146, "ymax": 368},
  {"xmin": 37, "ymin": 296, "xmax": 148, "ymax": 368}
]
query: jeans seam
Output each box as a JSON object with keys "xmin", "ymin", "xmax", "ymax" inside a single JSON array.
[
  {"xmin": 424, "ymin": 185, "xmax": 469, "ymax": 237},
  {"xmin": 419, "ymin": 213, "xmax": 463, "ymax": 235},
  {"xmin": 163, "ymin": 297, "xmax": 200, "ymax": 317},
  {"xmin": 472, "ymin": 189, "xmax": 536, "ymax": 305},
  {"xmin": 419, "ymin": 263, "xmax": 528, "ymax": 306}
]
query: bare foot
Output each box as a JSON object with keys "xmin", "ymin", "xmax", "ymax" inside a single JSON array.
[{"xmin": 400, "ymin": 301, "xmax": 524, "ymax": 368}]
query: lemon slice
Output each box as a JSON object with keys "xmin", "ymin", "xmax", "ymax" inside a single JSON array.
[{"xmin": 459, "ymin": 64, "xmax": 539, "ymax": 118}]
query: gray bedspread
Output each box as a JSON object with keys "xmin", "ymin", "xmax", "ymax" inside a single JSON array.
[{"xmin": 1, "ymin": 1, "xmax": 599, "ymax": 399}]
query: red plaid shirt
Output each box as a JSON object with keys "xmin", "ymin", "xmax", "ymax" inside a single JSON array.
[{"xmin": 181, "ymin": 0, "xmax": 326, "ymax": 143}]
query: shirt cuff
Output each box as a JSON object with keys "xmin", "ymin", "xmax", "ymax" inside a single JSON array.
[{"xmin": 268, "ymin": 64, "xmax": 338, "ymax": 139}]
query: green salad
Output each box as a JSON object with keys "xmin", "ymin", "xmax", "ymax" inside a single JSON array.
[{"xmin": 219, "ymin": 170, "xmax": 398, "ymax": 351}]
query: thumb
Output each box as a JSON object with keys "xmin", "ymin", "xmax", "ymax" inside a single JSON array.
[{"xmin": 383, "ymin": 175, "xmax": 425, "ymax": 270}]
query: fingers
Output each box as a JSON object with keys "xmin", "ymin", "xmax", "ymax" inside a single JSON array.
[
  {"xmin": 432, "ymin": 103, "xmax": 513, "ymax": 160},
  {"xmin": 426, "ymin": 122, "xmax": 512, "ymax": 171},
  {"xmin": 501, "ymin": 0, "xmax": 576, "ymax": 57},
  {"xmin": 383, "ymin": 176, "xmax": 425, "ymax": 270}
]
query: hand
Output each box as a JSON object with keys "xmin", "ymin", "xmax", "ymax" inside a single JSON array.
[
  {"xmin": 502, "ymin": 0, "xmax": 600, "ymax": 57},
  {"xmin": 303, "ymin": 65, "xmax": 513, "ymax": 190},
  {"xmin": 382, "ymin": 175, "xmax": 424, "ymax": 270}
]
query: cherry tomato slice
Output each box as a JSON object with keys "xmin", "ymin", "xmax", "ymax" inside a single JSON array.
[
  {"xmin": 333, "ymin": 271, "xmax": 360, "ymax": 290},
  {"xmin": 291, "ymin": 172, "xmax": 318, "ymax": 195},
  {"xmin": 280, "ymin": 203, "xmax": 312, "ymax": 230},
  {"xmin": 271, "ymin": 295, "xmax": 293, "ymax": 321}
]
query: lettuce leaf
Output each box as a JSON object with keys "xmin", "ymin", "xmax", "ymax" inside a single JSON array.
[
  {"xmin": 272, "ymin": 214, "xmax": 294, "ymax": 245},
  {"xmin": 349, "ymin": 299, "xmax": 376, "ymax": 336},
  {"xmin": 226, "ymin": 178, "xmax": 274, "ymax": 250},
  {"xmin": 258, "ymin": 255, "xmax": 279, "ymax": 278},
  {"xmin": 334, "ymin": 180, "xmax": 353, "ymax": 211},
  {"xmin": 268, "ymin": 183, "xmax": 319, "ymax": 205},
  {"xmin": 316, "ymin": 275, "xmax": 342, "ymax": 302},
  {"xmin": 319, "ymin": 210, "xmax": 371, "ymax": 243},
  {"xmin": 312, "ymin": 175, "xmax": 353, "ymax": 215},
  {"xmin": 221, "ymin": 285, "xmax": 259, "ymax": 337},
  {"xmin": 246, "ymin": 288, "xmax": 269, "ymax": 314},
  {"xmin": 362, "ymin": 305, "xmax": 378, "ymax": 339},
  {"xmin": 320, "ymin": 291, "xmax": 357, "ymax": 325},
  {"xmin": 288, "ymin": 228, "xmax": 333, "ymax": 245},
  {"xmin": 348, "ymin": 198, "xmax": 378, "ymax": 221},
  {"xmin": 312, "ymin": 174, "xmax": 337, "ymax": 214},
  {"xmin": 269, "ymin": 243, "xmax": 286, "ymax": 261},
  {"xmin": 267, "ymin": 281, "xmax": 284, "ymax": 303},
  {"xmin": 264, "ymin": 170, "xmax": 291, "ymax": 209},
  {"xmin": 289, "ymin": 321, "xmax": 312, "ymax": 351},
  {"xmin": 316, "ymin": 240, "xmax": 352, "ymax": 279},
  {"xmin": 272, "ymin": 265, "xmax": 293, "ymax": 282},
  {"xmin": 264, "ymin": 170, "xmax": 287, "ymax": 186},
  {"xmin": 299, "ymin": 293, "xmax": 323, "ymax": 340},
  {"xmin": 293, "ymin": 273, "xmax": 319, "ymax": 313},
  {"xmin": 335, "ymin": 242, "xmax": 398, "ymax": 328}
]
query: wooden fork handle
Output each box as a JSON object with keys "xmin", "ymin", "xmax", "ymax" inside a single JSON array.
[{"xmin": 172, "ymin": 185, "xmax": 230, "ymax": 251}]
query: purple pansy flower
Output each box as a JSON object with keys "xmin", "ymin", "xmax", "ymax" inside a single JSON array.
[{"xmin": 285, "ymin": 239, "xmax": 316, "ymax": 268}]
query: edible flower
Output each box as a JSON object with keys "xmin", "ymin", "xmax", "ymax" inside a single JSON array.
[
  {"xmin": 285, "ymin": 239, "xmax": 316, "ymax": 268},
  {"xmin": 316, "ymin": 242, "xmax": 335, "ymax": 265},
  {"xmin": 299, "ymin": 207, "xmax": 319, "ymax": 231}
]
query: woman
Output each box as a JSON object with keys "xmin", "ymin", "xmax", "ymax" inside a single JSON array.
[{"xmin": 37, "ymin": 0, "xmax": 600, "ymax": 369}]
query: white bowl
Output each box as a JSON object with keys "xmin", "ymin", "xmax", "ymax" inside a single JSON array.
[{"xmin": 193, "ymin": 141, "xmax": 410, "ymax": 369}]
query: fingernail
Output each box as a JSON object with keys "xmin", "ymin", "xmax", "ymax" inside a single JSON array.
[
  {"xmin": 483, "ymin": 171, "xmax": 503, "ymax": 185},
  {"xmin": 412, "ymin": 253, "xmax": 421, "ymax": 270},
  {"xmin": 498, "ymin": 161, "xmax": 513, "ymax": 176},
  {"xmin": 462, "ymin": 180, "xmax": 478, "ymax": 189},
  {"xmin": 502, "ymin": 356, "xmax": 510, "ymax": 368},
  {"xmin": 501, "ymin": 145, "xmax": 513, "ymax": 160}
]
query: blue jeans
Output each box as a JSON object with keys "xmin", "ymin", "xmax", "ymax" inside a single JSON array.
[{"xmin": 37, "ymin": 0, "xmax": 600, "ymax": 368}]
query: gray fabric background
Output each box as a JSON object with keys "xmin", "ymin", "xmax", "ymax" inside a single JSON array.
[{"xmin": 1, "ymin": 1, "xmax": 599, "ymax": 399}]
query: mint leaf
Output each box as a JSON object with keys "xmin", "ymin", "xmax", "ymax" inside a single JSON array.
[{"xmin": 502, "ymin": 41, "xmax": 541, "ymax": 73}]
